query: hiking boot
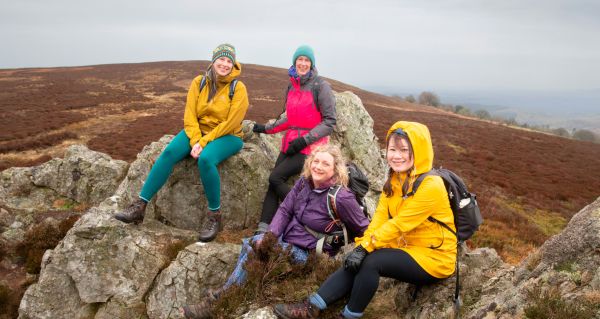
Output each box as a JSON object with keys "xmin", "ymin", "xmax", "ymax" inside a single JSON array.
[
  {"xmin": 114, "ymin": 198, "xmax": 147, "ymax": 224},
  {"xmin": 181, "ymin": 298, "xmax": 214, "ymax": 319},
  {"xmin": 253, "ymin": 222, "xmax": 269, "ymax": 236},
  {"xmin": 198, "ymin": 210, "xmax": 222, "ymax": 242},
  {"xmin": 273, "ymin": 300, "xmax": 321, "ymax": 319}
]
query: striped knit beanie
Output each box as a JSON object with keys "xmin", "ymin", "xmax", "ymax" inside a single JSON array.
[{"xmin": 212, "ymin": 43, "xmax": 236, "ymax": 64}]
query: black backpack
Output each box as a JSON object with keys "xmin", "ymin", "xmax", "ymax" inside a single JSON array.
[
  {"xmin": 405, "ymin": 167, "xmax": 483, "ymax": 319},
  {"xmin": 407, "ymin": 168, "xmax": 482, "ymax": 242},
  {"xmin": 329, "ymin": 162, "xmax": 371, "ymax": 220}
]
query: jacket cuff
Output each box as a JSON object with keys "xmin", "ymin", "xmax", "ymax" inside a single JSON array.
[
  {"xmin": 189, "ymin": 137, "xmax": 200, "ymax": 148},
  {"xmin": 198, "ymin": 137, "xmax": 208, "ymax": 148}
]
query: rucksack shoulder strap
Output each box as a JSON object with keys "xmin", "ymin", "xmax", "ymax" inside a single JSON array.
[
  {"xmin": 326, "ymin": 185, "xmax": 349, "ymax": 247},
  {"xmin": 229, "ymin": 79, "xmax": 238, "ymax": 100},
  {"xmin": 199, "ymin": 76, "xmax": 207, "ymax": 94},
  {"xmin": 403, "ymin": 170, "xmax": 436, "ymax": 199},
  {"xmin": 327, "ymin": 185, "xmax": 342, "ymax": 220},
  {"xmin": 427, "ymin": 216, "xmax": 457, "ymax": 237},
  {"xmin": 311, "ymin": 76, "xmax": 322, "ymax": 110}
]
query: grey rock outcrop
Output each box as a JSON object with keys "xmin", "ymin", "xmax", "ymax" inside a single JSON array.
[
  {"xmin": 394, "ymin": 196, "xmax": 600, "ymax": 319},
  {"xmin": 0, "ymin": 145, "xmax": 128, "ymax": 244},
  {"xmin": 329, "ymin": 91, "xmax": 386, "ymax": 192},
  {"xmin": 18, "ymin": 206, "xmax": 197, "ymax": 319},
  {"xmin": 31, "ymin": 144, "xmax": 129, "ymax": 205},
  {"xmin": 146, "ymin": 243, "xmax": 240, "ymax": 319},
  {"xmin": 479, "ymin": 195, "xmax": 600, "ymax": 319}
]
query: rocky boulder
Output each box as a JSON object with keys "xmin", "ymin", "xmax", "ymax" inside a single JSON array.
[
  {"xmin": 31, "ymin": 145, "xmax": 129, "ymax": 206},
  {"xmin": 146, "ymin": 243, "xmax": 240, "ymax": 319},
  {"xmin": 18, "ymin": 205, "xmax": 198, "ymax": 319},
  {"xmin": 329, "ymin": 91, "xmax": 386, "ymax": 192},
  {"xmin": 393, "ymin": 196, "xmax": 600, "ymax": 319},
  {"xmin": 0, "ymin": 145, "xmax": 128, "ymax": 244}
]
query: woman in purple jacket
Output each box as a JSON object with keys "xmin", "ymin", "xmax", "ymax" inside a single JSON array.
[{"xmin": 182, "ymin": 144, "xmax": 368, "ymax": 319}]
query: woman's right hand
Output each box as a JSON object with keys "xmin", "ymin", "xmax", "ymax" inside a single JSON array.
[
  {"xmin": 190, "ymin": 143, "xmax": 202, "ymax": 159},
  {"xmin": 252, "ymin": 123, "xmax": 266, "ymax": 133},
  {"xmin": 344, "ymin": 245, "xmax": 369, "ymax": 273}
]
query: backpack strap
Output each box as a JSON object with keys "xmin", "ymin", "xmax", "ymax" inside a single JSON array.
[
  {"xmin": 403, "ymin": 170, "xmax": 434, "ymax": 199},
  {"xmin": 199, "ymin": 76, "xmax": 207, "ymax": 94},
  {"xmin": 229, "ymin": 79, "xmax": 238, "ymax": 100},
  {"xmin": 453, "ymin": 244, "xmax": 463, "ymax": 319},
  {"xmin": 310, "ymin": 76, "xmax": 322, "ymax": 111},
  {"xmin": 199, "ymin": 76, "xmax": 238, "ymax": 100},
  {"xmin": 327, "ymin": 185, "xmax": 342, "ymax": 221},
  {"xmin": 303, "ymin": 226, "xmax": 345, "ymax": 255},
  {"xmin": 326, "ymin": 185, "xmax": 349, "ymax": 249},
  {"xmin": 428, "ymin": 216, "xmax": 457, "ymax": 237}
]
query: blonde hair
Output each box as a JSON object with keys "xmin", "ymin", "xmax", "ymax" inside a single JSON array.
[{"xmin": 301, "ymin": 144, "xmax": 349, "ymax": 187}]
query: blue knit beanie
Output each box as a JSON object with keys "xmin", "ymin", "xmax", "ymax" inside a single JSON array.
[{"xmin": 292, "ymin": 45, "xmax": 315, "ymax": 68}]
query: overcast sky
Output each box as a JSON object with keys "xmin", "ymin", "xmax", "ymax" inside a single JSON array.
[{"xmin": 1, "ymin": 0, "xmax": 599, "ymax": 93}]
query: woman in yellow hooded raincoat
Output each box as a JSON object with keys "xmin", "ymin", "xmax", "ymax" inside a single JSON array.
[
  {"xmin": 273, "ymin": 121, "xmax": 457, "ymax": 319},
  {"xmin": 114, "ymin": 44, "xmax": 249, "ymax": 243}
]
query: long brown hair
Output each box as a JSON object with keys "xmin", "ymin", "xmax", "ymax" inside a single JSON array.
[
  {"xmin": 382, "ymin": 133, "xmax": 415, "ymax": 197},
  {"xmin": 301, "ymin": 144, "xmax": 349, "ymax": 187},
  {"xmin": 204, "ymin": 66, "xmax": 218, "ymax": 102}
]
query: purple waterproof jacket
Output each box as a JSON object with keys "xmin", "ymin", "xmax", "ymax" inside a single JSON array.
[{"xmin": 268, "ymin": 176, "xmax": 369, "ymax": 255}]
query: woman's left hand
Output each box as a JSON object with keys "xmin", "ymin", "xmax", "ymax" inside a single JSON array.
[
  {"xmin": 344, "ymin": 245, "xmax": 369, "ymax": 273},
  {"xmin": 285, "ymin": 137, "xmax": 307, "ymax": 155},
  {"xmin": 190, "ymin": 143, "xmax": 202, "ymax": 159}
]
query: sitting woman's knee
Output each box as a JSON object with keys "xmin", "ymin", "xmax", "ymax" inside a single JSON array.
[
  {"xmin": 359, "ymin": 254, "xmax": 379, "ymax": 272},
  {"xmin": 268, "ymin": 171, "xmax": 286, "ymax": 186},
  {"xmin": 158, "ymin": 148, "xmax": 176, "ymax": 163},
  {"xmin": 197, "ymin": 153, "xmax": 215, "ymax": 168}
]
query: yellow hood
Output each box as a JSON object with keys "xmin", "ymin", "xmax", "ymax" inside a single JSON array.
[{"xmin": 386, "ymin": 121, "xmax": 433, "ymax": 175}]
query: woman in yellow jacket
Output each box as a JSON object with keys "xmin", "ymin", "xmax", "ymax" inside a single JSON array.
[
  {"xmin": 114, "ymin": 44, "xmax": 249, "ymax": 243},
  {"xmin": 273, "ymin": 121, "xmax": 457, "ymax": 319}
]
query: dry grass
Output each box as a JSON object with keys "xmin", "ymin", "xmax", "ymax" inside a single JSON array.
[
  {"xmin": 524, "ymin": 285, "xmax": 599, "ymax": 319},
  {"xmin": 15, "ymin": 214, "xmax": 80, "ymax": 274},
  {"xmin": 213, "ymin": 232, "xmax": 346, "ymax": 318}
]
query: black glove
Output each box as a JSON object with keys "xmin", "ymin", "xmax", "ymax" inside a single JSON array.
[
  {"xmin": 253, "ymin": 123, "xmax": 266, "ymax": 133},
  {"xmin": 285, "ymin": 137, "xmax": 307, "ymax": 155},
  {"xmin": 344, "ymin": 245, "xmax": 369, "ymax": 273}
]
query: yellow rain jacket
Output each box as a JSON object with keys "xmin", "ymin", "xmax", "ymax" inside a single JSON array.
[
  {"xmin": 183, "ymin": 61, "xmax": 249, "ymax": 148},
  {"xmin": 355, "ymin": 121, "xmax": 457, "ymax": 278}
]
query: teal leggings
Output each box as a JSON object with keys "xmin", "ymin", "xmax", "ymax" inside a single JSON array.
[{"xmin": 139, "ymin": 130, "xmax": 243, "ymax": 211}]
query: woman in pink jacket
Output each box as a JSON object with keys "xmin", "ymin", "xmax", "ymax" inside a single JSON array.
[{"xmin": 253, "ymin": 45, "xmax": 337, "ymax": 234}]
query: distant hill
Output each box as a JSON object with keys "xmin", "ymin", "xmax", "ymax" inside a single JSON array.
[
  {"xmin": 371, "ymin": 87, "xmax": 600, "ymax": 134},
  {"xmin": 2, "ymin": 61, "xmax": 600, "ymax": 263}
]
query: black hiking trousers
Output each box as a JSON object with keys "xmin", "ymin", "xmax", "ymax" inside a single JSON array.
[
  {"xmin": 259, "ymin": 152, "xmax": 307, "ymax": 224},
  {"xmin": 317, "ymin": 248, "xmax": 442, "ymax": 313}
]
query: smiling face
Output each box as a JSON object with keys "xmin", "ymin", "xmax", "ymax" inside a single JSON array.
[
  {"xmin": 310, "ymin": 151, "xmax": 335, "ymax": 187},
  {"xmin": 213, "ymin": 56, "xmax": 233, "ymax": 76},
  {"xmin": 295, "ymin": 56, "xmax": 312, "ymax": 76},
  {"xmin": 386, "ymin": 135, "xmax": 414, "ymax": 173}
]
